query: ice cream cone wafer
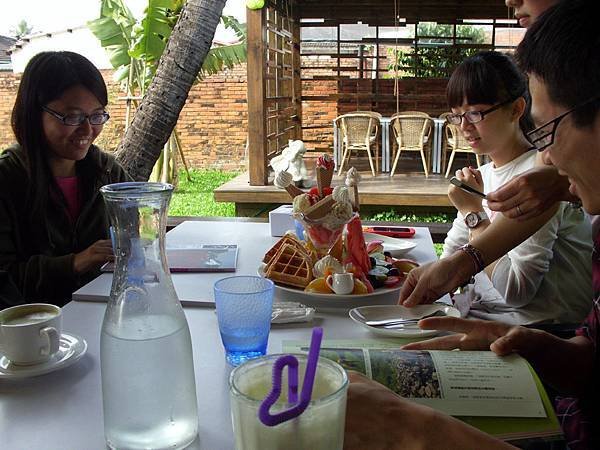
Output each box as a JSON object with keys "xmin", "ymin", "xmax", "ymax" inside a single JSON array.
[
  {"xmin": 304, "ymin": 195, "xmax": 336, "ymax": 221},
  {"xmin": 274, "ymin": 170, "xmax": 303, "ymax": 199},
  {"xmin": 345, "ymin": 167, "xmax": 361, "ymax": 212},
  {"xmin": 285, "ymin": 184, "xmax": 304, "ymax": 198},
  {"xmin": 351, "ymin": 185, "xmax": 360, "ymax": 212},
  {"xmin": 316, "ymin": 154, "xmax": 335, "ymax": 196}
]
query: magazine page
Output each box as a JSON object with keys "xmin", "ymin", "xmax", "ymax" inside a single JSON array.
[{"xmin": 283, "ymin": 340, "xmax": 545, "ymax": 418}]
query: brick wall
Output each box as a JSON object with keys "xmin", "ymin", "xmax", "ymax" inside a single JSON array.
[
  {"xmin": 1, "ymin": 60, "xmax": 449, "ymax": 169},
  {"xmin": 0, "ymin": 65, "xmax": 249, "ymax": 170}
]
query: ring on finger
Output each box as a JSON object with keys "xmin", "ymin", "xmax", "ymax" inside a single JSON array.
[{"xmin": 516, "ymin": 205, "xmax": 523, "ymax": 216}]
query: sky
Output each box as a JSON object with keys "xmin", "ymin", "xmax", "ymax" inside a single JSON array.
[{"xmin": 0, "ymin": 0, "xmax": 247, "ymax": 38}]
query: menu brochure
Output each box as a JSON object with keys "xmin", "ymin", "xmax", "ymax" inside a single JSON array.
[{"xmin": 283, "ymin": 339, "xmax": 563, "ymax": 443}]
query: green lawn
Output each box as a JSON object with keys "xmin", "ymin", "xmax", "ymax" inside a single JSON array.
[{"xmin": 169, "ymin": 169, "xmax": 239, "ymax": 216}]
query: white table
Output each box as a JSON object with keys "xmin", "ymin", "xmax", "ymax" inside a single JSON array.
[
  {"xmin": 333, "ymin": 117, "xmax": 445, "ymax": 174},
  {"xmin": 1, "ymin": 220, "xmax": 440, "ymax": 449},
  {"xmin": 73, "ymin": 221, "xmax": 439, "ymax": 306}
]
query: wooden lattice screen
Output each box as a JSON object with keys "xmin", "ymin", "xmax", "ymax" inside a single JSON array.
[{"xmin": 247, "ymin": 0, "xmax": 302, "ymax": 185}]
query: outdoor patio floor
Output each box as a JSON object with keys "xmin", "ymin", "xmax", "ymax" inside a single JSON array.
[{"xmin": 214, "ymin": 170, "xmax": 453, "ymax": 216}]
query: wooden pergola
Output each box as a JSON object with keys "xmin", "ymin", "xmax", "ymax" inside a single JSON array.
[{"xmin": 246, "ymin": 0, "xmax": 519, "ymax": 186}]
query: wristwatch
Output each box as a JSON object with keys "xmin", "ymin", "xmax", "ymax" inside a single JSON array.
[{"xmin": 464, "ymin": 211, "xmax": 489, "ymax": 229}]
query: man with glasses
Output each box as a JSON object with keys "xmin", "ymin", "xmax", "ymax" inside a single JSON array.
[{"xmin": 345, "ymin": 1, "xmax": 600, "ymax": 448}]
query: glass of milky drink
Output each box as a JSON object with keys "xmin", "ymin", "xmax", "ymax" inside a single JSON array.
[
  {"xmin": 0, "ymin": 303, "xmax": 62, "ymax": 365},
  {"xmin": 229, "ymin": 354, "xmax": 348, "ymax": 450}
]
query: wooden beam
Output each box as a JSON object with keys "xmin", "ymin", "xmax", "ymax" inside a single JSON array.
[
  {"xmin": 292, "ymin": 15, "xmax": 303, "ymax": 141},
  {"xmin": 247, "ymin": 7, "xmax": 269, "ymax": 186}
]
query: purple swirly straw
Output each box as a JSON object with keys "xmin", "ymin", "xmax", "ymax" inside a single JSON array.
[{"xmin": 258, "ymin": 327, "xmax": 324, "ymax": 426}]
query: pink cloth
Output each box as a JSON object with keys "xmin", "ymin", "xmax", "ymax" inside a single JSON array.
[{"xmin": 54, "ymin": 176, "xmax": 81, "ymax": 224}]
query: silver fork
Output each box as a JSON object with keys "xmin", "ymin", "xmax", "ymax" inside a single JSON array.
[{"xmin": 365, "ymin": 309, "xmax": 448, "ymax": 327}]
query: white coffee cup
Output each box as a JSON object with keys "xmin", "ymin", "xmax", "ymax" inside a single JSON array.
[
  {"xmin": 0, "ymin": 303, "xmax": 62, "ymax": 365},
  {"xmin": 325, "ymin": 272, "xmax": 355, "ymax": 295}
]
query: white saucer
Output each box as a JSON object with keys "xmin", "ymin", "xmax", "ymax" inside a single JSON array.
[
  {"xmin": 349, "ymin": 304, "xmax": 461, "ymax": 338},
  {"xmin": 0, "ymin": 333, "xmax": 87, "ymax": 379}
]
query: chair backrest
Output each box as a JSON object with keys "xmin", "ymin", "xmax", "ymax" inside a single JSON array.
[
  {"xmin": 343, "ymin": 110, "xmax": 383, "ymax": 120},
  {"xmin": 390, "ymin": 115, "xmax": 432, "ymax": 148},
  {"xmin": 439, "ymin": 112, "xmax": 473, "ymax": 150},
  {"xmin": 393, "ymin": 111, "xmax": 430, "ymax": 118},
  {"xmin": 337, "ymin": 113, "xmax": 380, "ymax": 146}
]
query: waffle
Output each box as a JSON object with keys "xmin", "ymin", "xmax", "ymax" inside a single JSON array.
[
  {"xmin": 265, "ymin": 243, "xmax": 313, "ymax": 288},
  {"xmin": 263, "ymin": 233, "xmax": 306, "ymax": 263}
]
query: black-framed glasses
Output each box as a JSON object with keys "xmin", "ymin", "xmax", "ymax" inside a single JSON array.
[
  {"xmin": 527, "ymin": 96, "xmax": 600, "ymax": 152},
  {"xmin": 445, "ymin": 98, "xmax": 514, "ymax": 125},
  {"xmin": 42, "ymin": 105, "xmax": 110, "ymax": 126}
]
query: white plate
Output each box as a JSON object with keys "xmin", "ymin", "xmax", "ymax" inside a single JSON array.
[
  {"xmin": 274, "ymin": 283, "xmax": 404, "ymax": 310},
  {"xmin": 362, "ymin": 233, "xmax": 417, "ymax": 257},
  {"xmin": 0, "ymin": 333, "xmax": 87, "ymax": 379},
  {"xmin": 349, "ymin": 304, "xmax": 461, "ymax": 338},
  {"xmin": 260, "ymin": 263, "xmax": 403, "ymax": 309}
]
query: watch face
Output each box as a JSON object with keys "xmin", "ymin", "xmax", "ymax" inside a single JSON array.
[{"xmin": 465, "ymin": 213, "xmax": 479, "ymax": 228}]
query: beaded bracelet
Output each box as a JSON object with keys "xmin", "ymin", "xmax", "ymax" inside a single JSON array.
[{"xmin": 458, "ymin": 243, "xmax": 485, "ymax": 274}]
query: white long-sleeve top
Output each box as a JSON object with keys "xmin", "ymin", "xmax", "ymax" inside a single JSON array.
[{"xmin": 442, "ymin": 150, "xmax": 592, "ymax": 325}]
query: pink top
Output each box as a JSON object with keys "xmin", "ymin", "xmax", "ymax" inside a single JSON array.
[{"xmin": 55, "ymin": 176, "xmax": 81, "ymax": 224}]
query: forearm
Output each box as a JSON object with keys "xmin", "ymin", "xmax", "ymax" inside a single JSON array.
[
  {"xmin": 469, "ymin": 204, "xmax": 557, "ymax": 267},
  {"xmin": 463, "ymin": 219, "xmax": 500, "ymax": 276}
]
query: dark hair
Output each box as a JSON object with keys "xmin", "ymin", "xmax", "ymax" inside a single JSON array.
[
  {"xmin": 516, "ymin": 0, "xmax": 600, "ymax": 128},
  {"xmin": 10, "ymin": 51, "xmax": 108, "ymax": 221},
  {"xmin": 446, "ymin": 51, "xmax": 533, "ymax": 133}
]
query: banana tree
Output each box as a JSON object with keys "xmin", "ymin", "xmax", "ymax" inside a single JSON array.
[{"xmin": 88, "ymin": 0, "xmax": 247, "ymax": 182}]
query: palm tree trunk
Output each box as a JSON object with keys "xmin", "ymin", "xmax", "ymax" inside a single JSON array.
[{"xmin": 115, "ymin": 0, "xmax": 227, "ymax": 180}]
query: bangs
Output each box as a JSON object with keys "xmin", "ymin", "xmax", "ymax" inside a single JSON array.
[{"xmin": 446, "ymin": 53, "xmax": 508, "ymax": 109}]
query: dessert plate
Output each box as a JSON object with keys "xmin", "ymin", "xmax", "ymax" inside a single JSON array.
[
  {"xmin": 258, "ymin": 263, "xmax": 404, "ymax": 310},
  {"xmin": 362, "ymin": 232, "xmax": 417, "ymax": 257},
  {"xmin": 0, "ymin": 333, "xmax": 87, "ymax": 379},
  {"xmin": 274, "ymin": 283, "xmax": 403, "ymax": 310},
  {"xmin": 349, "ymin": 304, "xmax": 460, "ymax": 338}
]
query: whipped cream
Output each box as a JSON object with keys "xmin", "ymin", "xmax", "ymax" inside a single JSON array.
[{"xmin": 274, "ymin": 171, "xmax": 293, "ymax": 188}]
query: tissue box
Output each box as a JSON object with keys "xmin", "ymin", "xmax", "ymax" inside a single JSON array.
[{"xmin": 269, "ymin": 204, "xmax": 296, "ymax": 237}]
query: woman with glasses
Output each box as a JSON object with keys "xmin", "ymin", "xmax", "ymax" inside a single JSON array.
[
  {"xmin": 441, "ymin": 51, "xmax": 591, "ymax": 325},
  {"xmin": 0, "ymin": 51, "xmax": 130, "ymax": 306}
]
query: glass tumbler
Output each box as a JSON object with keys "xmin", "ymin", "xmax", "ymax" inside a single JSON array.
[{"xmin": 214, "ymin": 276, "xmax": 274, "ymax": 366}]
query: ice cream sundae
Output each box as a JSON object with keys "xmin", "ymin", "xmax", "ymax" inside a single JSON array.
[{"xmin": 266, "ymin": 155, "xmax": 419, "ymax": 296}]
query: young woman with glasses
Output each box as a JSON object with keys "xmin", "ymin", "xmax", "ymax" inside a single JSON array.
[
  {"xmin": 0, "ymin": 51, "xmax": 130, "ymax": 305},
  {"xmin": 441, "ymin": 51, "xmax": 591, "ymax": 325}
]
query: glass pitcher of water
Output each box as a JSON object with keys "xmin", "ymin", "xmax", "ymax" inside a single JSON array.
[{"xmin": 100, "ymin": 182, "xmax": 198, "ymax": 450}]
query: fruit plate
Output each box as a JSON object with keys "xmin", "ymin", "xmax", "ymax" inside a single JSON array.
[
  {"xmin": 273, "ymin": 283, "xmax": 403, "ymax": 310},
  {"xmin": 362, "ymin": 233, "xmax": 417, "ymax": 257},
  {"xmin": 349, "ymin": 304, "xmax": 461, "ymax": 338}
]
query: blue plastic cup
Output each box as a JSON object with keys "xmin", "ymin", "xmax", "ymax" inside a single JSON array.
[{"xmin": 214, "ymin": 276, "xmax": 275, "ymax": 366}]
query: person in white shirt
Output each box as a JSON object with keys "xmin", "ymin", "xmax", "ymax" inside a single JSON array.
[{"xmin": 441, "ymin": 51, "xmax": 591, "ymax": 325}]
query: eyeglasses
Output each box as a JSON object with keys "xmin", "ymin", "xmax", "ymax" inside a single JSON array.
[
  {"xmin": 527, "ymin": 96, "xmax": 600, "ymax": 152},
  {"xmin": 445, "ymin": 98, "xmax": 514, "ymax": 125},
  {"xmin": 42, "ymin": 106, "xmax": 110, "ymax": 126}
]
